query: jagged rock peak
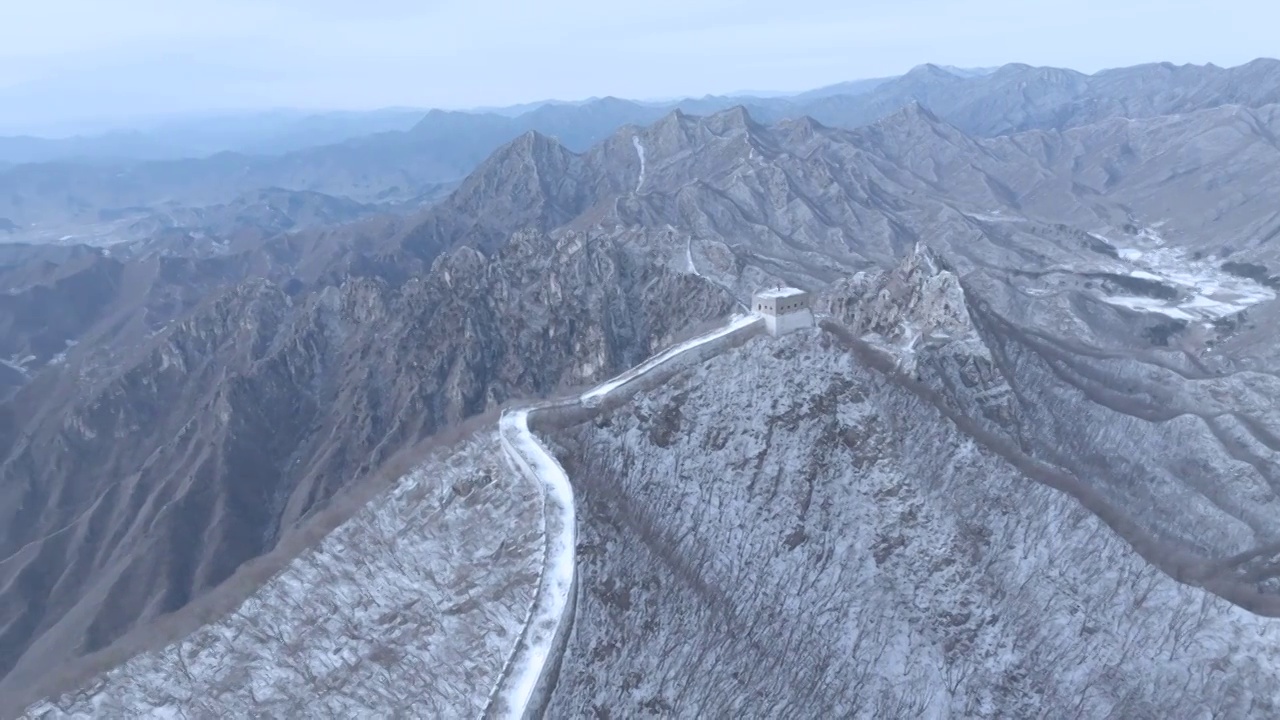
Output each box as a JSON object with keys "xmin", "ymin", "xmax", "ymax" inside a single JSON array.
[
  {"xmin": 642, "ymin": 107, "xmax": 709, "ymax": 154},
  {"xmin": 856, "ymin": 101, "xmax": 971, "ymax": 149},
  {"xmin": 460, "ymin": 129, "xmax": 576, "ymax": 188},
  {"xmin": 654, "ymin": 107, "xmax": 692, "ymax": 126},
  {"xmin": 704, "ymin": 105, "xmax": 759, "ymax": 132},
  {"xmin": 860, "ymin": 101, "xmax": 937, "ymax": 135},
  {"xmin": 892, "ymin": 100, "xmax": 944, "ymax": 125},
  {"xmin": 821, "ymin": 243, "xmax": 977, "ymax": 346},
  {"xmin": 506, "ymin": 129, "xmax": 569, "ymax": 156},
  {"xmin": 773, "ymin": 115, "xmax": 830, "ymax": 143}
]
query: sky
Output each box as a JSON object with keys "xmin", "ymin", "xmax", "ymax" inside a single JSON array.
[{"xmin": 2, "ymin": 0, "xmax": 1277, "ymax": 134}]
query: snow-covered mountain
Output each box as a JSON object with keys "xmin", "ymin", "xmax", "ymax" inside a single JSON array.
[
  {"xmin": 27, "ymin": 249, "xmax": 1280, "ymax": 718},
  {"xmin": 10, "ymin": 60, "xmax": 1280, "ymax": 718}
]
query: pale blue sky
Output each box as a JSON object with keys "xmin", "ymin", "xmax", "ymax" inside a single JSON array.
[{"xmin": 2, "ymin": 0, "xmax": 1276, "ymax": 132}]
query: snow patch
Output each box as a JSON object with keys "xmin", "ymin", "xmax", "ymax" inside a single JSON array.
[
  {"xmin": 754, "ymin": 287, "xmax": 807, "ymax": 300},
  {"xmin": 1105, "ymin": 296, "xmax": 1197, "ymax": 321},
  {"xmin": 963, "ymin": 210, "xmax": 1023, "ymax": 223},
  {"xmin": 631, "ymin": 136, "xmax": 646, "ymax": 192},
  {"xmin": 0, "ymin": 359, "xmax": 29, "ymax": 377}
]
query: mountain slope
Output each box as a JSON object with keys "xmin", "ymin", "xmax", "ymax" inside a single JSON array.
[
  {"xmin": 0, "ymin": 108, "xmax": 431, "ymax": 165},
  {"xmin": 803, "ymin": 59, "xmax": 1280, "ymax": 137},
  {"xmin": 546, "ymin": 314, "xmax": 1280, "ymax": 718}
]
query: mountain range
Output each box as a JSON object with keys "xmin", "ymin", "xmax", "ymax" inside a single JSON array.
[
  {"xmin": 5, "ymin": 56, "xmax": 1280, "ymax": 716},
  {"xmin": 0, "ymin": 108, "xmax": 432, "ymax": 165},
  {"xmin": 4, "ymin": 59, "xmax": 1280, "ymax": 248}
]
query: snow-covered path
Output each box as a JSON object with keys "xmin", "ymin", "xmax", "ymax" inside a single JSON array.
[
  {"xmin": 488, "ymin": 312, "xmax": 764, "ymax": 718},
  {"xmin": 488, "ymin": 410, "xmax": 576, "ymax": 719}
]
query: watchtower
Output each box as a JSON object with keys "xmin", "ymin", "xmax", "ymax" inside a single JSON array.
[{"xmin": 752, "ymin": 286, "xmax": 814, "ymax": 336}]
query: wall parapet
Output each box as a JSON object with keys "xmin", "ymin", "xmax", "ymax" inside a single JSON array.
[{"xmin": 486, "ymin": 313, "xmax": 765, "ymax": 719}]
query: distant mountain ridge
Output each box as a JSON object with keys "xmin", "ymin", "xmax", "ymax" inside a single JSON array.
[
  {"xmin": 5, "ymin": 59, "xmax": 1267, "ymax": 169},
  {"xmin": 5, "ymin": 57, "xmax": 1279, "ymax": 249},
  {"xmin": 0, "ymin": 108, "xmax": 432, "ymax": 165}
]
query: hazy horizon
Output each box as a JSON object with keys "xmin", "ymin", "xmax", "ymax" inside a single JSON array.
[{"xmin": 5, "ymin": 0, "xmax": 1278, "ymax": 135}]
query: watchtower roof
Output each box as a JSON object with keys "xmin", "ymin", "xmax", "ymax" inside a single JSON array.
[{"xmin": 755, "ymin": 287, "xmax": 806, "ymax": 299}]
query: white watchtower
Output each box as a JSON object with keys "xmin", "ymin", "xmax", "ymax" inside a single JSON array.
[{"xmin": 752, "ymin": 286, "xmax": 814, "ymax": 336}]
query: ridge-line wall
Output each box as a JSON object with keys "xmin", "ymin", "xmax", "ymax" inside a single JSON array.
[
  {"xmin": 531, "ymin": 316, "xmax": 766, "ymax": 435},
  {"xmin": 489, "ymin": 314, "xmax": 764, "ymax": 719}
]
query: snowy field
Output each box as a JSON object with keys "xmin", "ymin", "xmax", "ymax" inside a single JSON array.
[{"xmin": 1093, "ymin": 227, "xmax": 1275, "ymax": 322}]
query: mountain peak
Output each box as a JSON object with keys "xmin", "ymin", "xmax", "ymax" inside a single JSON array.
[
  {"xmin": 508, "ymin": 129, "xmax": 568, "ymax": 155},
  {"xmin": 881, "ymin": 100, "xmax": 945, "ymax": 128},
  {"xmin": 823, "ymin": 244, "xmax": 977, "ymax": 369},
  {"xmin": 774, "ymin": 115, "xmax": 829, "ymax": 141},
  {"xmin": 648, "ymin": 107, "xmax": 696, "ymax": 139},
  {"xmin": 703, "ymin": 105, "xmax": 763, "ymax": 134},
  {"xmin": 993, "ymin": 62, "xmax": 1035, "ymax": 77},
  {"xmin": 904, "ymin": 63, "xmax": 958, "ymax": 79},
  {"xmin": 849, "ymin": 101, "xmax": 972, "ymax": 160},
  {"xmin": 992, "ymin": 63, "xmax": 1086, "ymax": 85}
]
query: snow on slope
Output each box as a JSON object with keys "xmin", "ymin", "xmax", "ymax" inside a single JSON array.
[
  {"xmin": 25, "ymin": 310, "xmax": 766, "ymax": 719},
  {"xmin": 25, "ymin": 435, "xmax": 543, "ymax": 719},
  {"xmin": 546, "ymin": 328, "xmax": 1280, "ymax": 718}
]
